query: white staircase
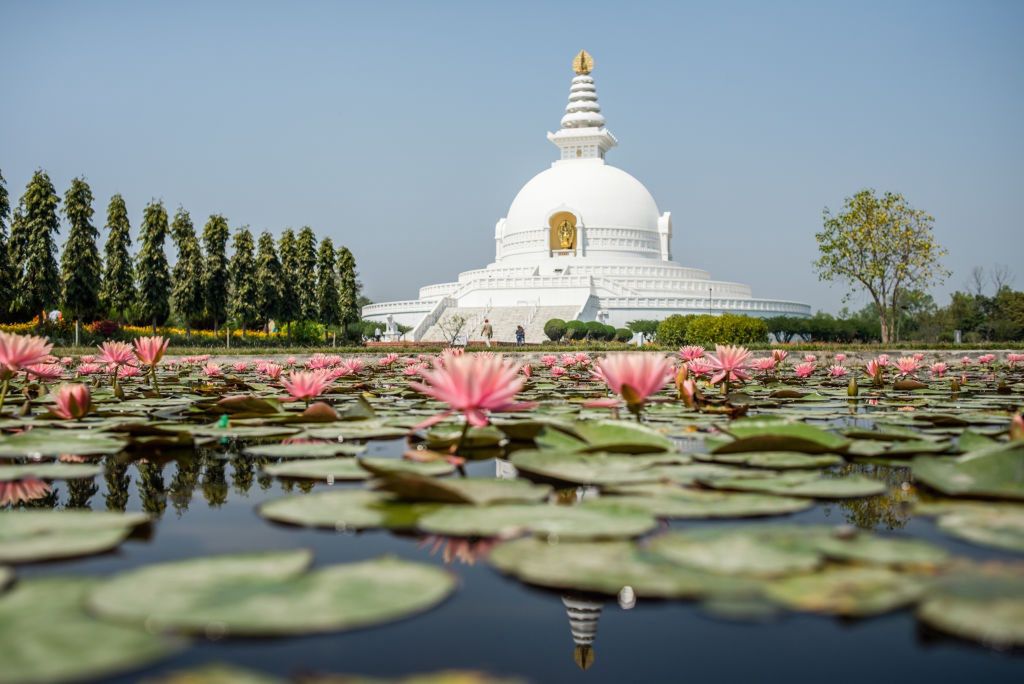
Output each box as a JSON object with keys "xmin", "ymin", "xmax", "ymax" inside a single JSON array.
[{"xmin": 419, "ymin": 305, "xmax": 580, "ymax": 344}]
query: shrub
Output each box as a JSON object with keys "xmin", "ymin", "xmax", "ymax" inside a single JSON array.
[
  {"xmin": 626, "ymin": 319, "xmax": 660, "ymax": 339},
  {"xmin": 544, "ymin": 318, "xmax": 568, "ymax": 342},
  {"xmin": 614, "ymin": 327, "xmax": 633, "ymax": 342},
  {"xmin": 584, "ymin": 321, "xmax": 606, "ymax": 340},
  {"xmin": 89, "ymin": 320, "xmax": 121, "ymax": 339},
  {"xmin": 564, "ymin": 320, "xmax": 587, "ymax": 340},
  {"xmin": 683, "ymin": 314, "xmax": 769, "ymax": 347},
  {"xmin": 656, "ymin": 314, "xmax": 695, "ymax": 348},
  {"xmin": 290, "ymin": 320, "xmax": 328, "ymax": 345}
]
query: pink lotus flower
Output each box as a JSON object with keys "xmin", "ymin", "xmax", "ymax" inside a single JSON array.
[
  {"xmin": 410, "ymin": 353, "xmax": 535, "ymax": 428},
  {"xmin": 403, "ymin": 363, "xmax": 427, "ymax": 376},
  {"xmin": 930, "ymin": 362, "xmax": 949, "ymax": 378},
  {"xmin": 771, "ymin": 349, "xmax": 789, "ymax": 363},
  {"xmin": 521, "ymin": 363, "xmax": 533, "ymax": 378},
  {"xmin": 285, "ymin": 356, "xmax": 297, "ymax": 366},
  {"xmin": 979, "ymin": 354, "xmax": 996, "ymax": 365},
  {"xmin": 876, "ymin": 354, "xmax": 891, "ymax": 367},
  {"xmin": 1007, "ymin": 353, "xmax": 1024, "ymax": 367},
  {"xmin": 707, "ymin": 345, "xmax": 752, "ymax": 386},
  {"xmin": 25, "ymin": 363, "xmax": 64, "ymax": 381},
  {"xmin": 804, "ymin": 354, "xmax": 817, "ymax": 363},
  {"xmin": 306, "ymin": 353, "xmax": 341, "ymax": 370},
  {"xmin": 750, "ymin": 357, "xmax": 777, "ymax": 374},
  {"xmin": 679, "ymin": 378, "xmax": 699, "ymax": 409},
  {"xmin": 133, "ymin": 336, "xmax": 169, "ymax": 366},
  {"xmin": 0, "ymin": 478, "xmax": 52, "ymax": 506},
  {"xmin": 913, "ymin": 353, "xmax": 925, "ymax": 362},
  {"xmin": 687, "ymin": 359, "xmax": 714, "ymax": 377},
  {"xmin": 679, "ymin": 345, "xmax": 706, "ymax": 362},
  {"xmin": 77, "ymin": 363, "xmax": 103, "ymax": 375},
  {"xmin": 232, "ymin": 361, "xmax": 250, "ymax": 373},
  {"xmin": 52, "ymin": 383, "xmax": 92, "ymax": 420},
  {"xmin": 80, "ymin": 354, "xmax": 95, "ymax": 363},
  {"xmin": 260, "ymin": 362, "xmax": 283, "ymax": 380},
  {"xmin": 793, "ymin": 362, "xmax": 816, "ymax": 378},
  {"xmin": 378, "ymin": 353, "xmax": 400, "ymax": 367},
  {"xmin": 60, "ymin": 356, "xmax": 73, "ymax": 367},
  {"xmin": 834, "ymin": 353, "xmax": 847, "ymax": 364},
  {"xmin": 404, "ymin": 356, "xmax": 422, "ymax": 365},
  {"xmin": 574, "ymin": 352, "xmax": 591, "ymax": 367},
  {"xmin": 828, "ymin": 365, "xmax": 849, "ymax": 378},
  {"xmin": 0, "ymin": 331, "xmax": 53, "ymax": 378},
  {"xmin": 961, "ymin": 356, "xmax": 972, "ymax": 366},
  {"xmin": 282, "ymin": 370, "xmax": 332, "ymax": 403},
  {"xmin": 895, "ymin": 357, "xmax": 920, "ymax": 376},
  {"xmin": 540, "ymin": 354, "xmax": 558, "ymax": 368},
  {"xmin": 341, "ymin": 358, "xmax": 366, "ymax": 374},
  {"xmin": 865, "ymin": 360, "xmax": 884, "ymax": 380},
  {"xmin": 591, "ymin": 353, "xmax": 675, "ymax": 409},
  {"xmin": 202, "ymin": 363, "xmax": 223, "ymax": 377},
  {"xmin": 550, "ymin": 366, "xmax": 568, "ymax": 379},
  {"xmin": 98, "ymin": 341, "xmax": 136, "ymax": 367},
  {"xmin": 118, "ymin": 365, "xmax": 143, "ymax": 378}
]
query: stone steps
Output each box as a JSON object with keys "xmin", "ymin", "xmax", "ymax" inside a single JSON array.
[{"xmin": 419, "ymin": 305, "xmax": 579, "ymax": 344}]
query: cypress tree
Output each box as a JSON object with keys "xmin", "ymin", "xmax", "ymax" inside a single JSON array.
[
  {"xmin": 295, "ymin": 226, "xmax": 319, "ymax": 321},
  {"xmin": 277, "ymin": 228, "xmax": 300, "ymax": 335},
  {"xmin": 316, "ymin": 237, "xmax": 341, "ymax": 335},
  {"xmin": 135, "ymin": 200, "xmax": 171, "ymax": 331},
  {"xmin": 228, "ymin": 227, "xmax": 258, "ymax": 333},
  {"xmin": 202, "ymin": 214, "xmax": 230, "ymax": 332},
  {"xmin": 16, "ymin": 170, "xmax": 61, "ymax": 324},
  {"xmin": 60, "ymin": 177, "xmax": 102, "ymax": 340},
  {"xmin": 170, "ymin": 208, "xmax": 205, "ymax": 337},
  {"xmin": 254, "ymin": 231, "xmax": 283, "ymax": 330},
  {"xmin": 336, "ymin": 245, "xmax": 360, "ymax": 334},
  {"xmin": 100, "ymin": 195, "xmax": 135, "ymax": 322},
  {"xmin": 0, "ymin": 170, "xmax": 12, "ymax": 321}
]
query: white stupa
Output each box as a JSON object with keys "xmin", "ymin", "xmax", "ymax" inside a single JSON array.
[{"xmin": 363, "ymin": 51, "xmax": 810, "ymax": 342}]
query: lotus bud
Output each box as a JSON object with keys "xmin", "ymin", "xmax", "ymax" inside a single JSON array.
[
  {"xmin": 1011, "ymin": 413, "xmax": 1024, "ymax": 442},
  {"xmin": 950, "ymin": 377, "xmax": 961, "ymax": 394},
  {"xmin": 847, "ymin": 376, "xmax": 858, "ymax": 397}
]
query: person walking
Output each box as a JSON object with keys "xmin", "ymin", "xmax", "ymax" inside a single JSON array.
[
  {"xmin": 481, "ymin": 318, "xmax": 494, "ymax": 347},
  {"xmin": 515, "ymin": 325, "xmax": 525, "ymax": 346}
]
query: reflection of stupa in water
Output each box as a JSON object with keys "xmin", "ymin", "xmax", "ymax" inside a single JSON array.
[{"xmin": 562, "ymin": 594, "xmax": 603, "ymax": 671}]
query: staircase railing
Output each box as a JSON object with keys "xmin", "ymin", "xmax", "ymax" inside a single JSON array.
[{"xmin": 411, "ymin": 297, "xmax": 455, "ymax": 342}]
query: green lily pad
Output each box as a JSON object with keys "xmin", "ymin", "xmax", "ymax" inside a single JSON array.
[
  {"xmin": 0, "ymin": 462, "xmax": 101, "ymax": 481},
  {"xmin": 647, "ymin": 529, "xmax": 823, "ymax": 578},
  {"xmin": 242, "ymin": 441, "xmax": 367, "ymax": 458},
  {"xmin": 569, "ymin": 420, "xmax": 676, "ymax": 453},
  {"xmin": 259, "ymin": 490, "xmax": 442, "ymax": 531},
  {"xmin": 0, "ymin": 429, "xmax": 126, "ymax": 458},
  {"xmin": 813, "ymin": 532, "xmax": 949, "ymax": 567},
  {"xmin": 188, "ymin": 424, "xmax": 301, "ymax": 439},
  {"xmin": 912, "ymin": 443, "xmax": 1024, "ymax": 501},
  {"xmin": 0, "ymin": 577, "xmax": 183, "ymax": 684},
  {"xmin": 916, "ymin": 563, "xmax": 1024, "ymax": 647},
  {"xmin": 698, "ymin": 472, "xmax": 887, "ymax": 499},
  {"xmin": 0, "ymin": 566, "xmax": 12, "ymax": 592},
  {"xmin": 596, "ymin": 483, "xmax": 812, "ymax": 518},
  {"xmin": 509, "ymin": 450, "xmax": 687, "ymax": 486},
  {"xmin": 263, "ymin": 457, "xmax": 454, "ymax": 481},
  {"xmin": 304, "ymin": 422, "xmax": 409, "ymax": 440},
  {"xmin": 489, "ymin": 537, "xmax": 760, "ymax": 599},
  {"xmin": 87, "ymin": 551, "xmax": 455, "ymax": 636},
  {"xmin": 695, "ymin": 451, "xmax": 843, "ymax": 470},
  {"xmin": 764, "ymin": 566, "xmax": 927, "ymax": 616},
  {"xmin": 716, "ymin": 420, "xmax": 850, "ymax": 454},
  {"xmin": 418, "ymin": 501, "xmax": 657, "ymax": 540},
  {"xmin": 373, "ymin": 473, "xmax": 552, "ymax": 505},
  {"xmin": 915, "ymin": 501, "xmax": 1024, "ymax": 553},
  {"xmin": 424, "ymin": 425, "xmax": 505, "ymax": 450},
  {"xmin": 0, "ymin": 510, "xmax": 150, "ymax": 564}
]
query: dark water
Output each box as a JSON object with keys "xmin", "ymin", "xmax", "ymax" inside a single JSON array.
[{"xmin": 16, "ymin": 438, "xmax": 1024, "ymax": 684}]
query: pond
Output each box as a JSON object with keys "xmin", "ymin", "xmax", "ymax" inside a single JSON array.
[{"xmin": 2, "ymin": 347, "xmax": 1023, "ymax": 683}]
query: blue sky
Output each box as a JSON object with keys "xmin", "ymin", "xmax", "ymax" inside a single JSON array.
[{"xmin": 1, "ymin": 0, "xmax": 1021, "ymax": 313}]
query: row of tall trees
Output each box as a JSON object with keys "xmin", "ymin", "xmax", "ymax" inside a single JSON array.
[{"xmin": 0, "ymin": 169, "xmax": 361, "ymax": 337}]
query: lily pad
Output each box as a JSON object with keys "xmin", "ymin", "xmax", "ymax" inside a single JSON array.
[
  {"xmin": 716, "ymin": 419, "xmax": 850, "ymax": 454},
  {"xmin": 424, "ymin": 425, "xmax": 505, "ymax": 450},
  {"xmin": 647, "ymin": 529, "xmax": 823, "ymax": 578},
  {"xmin": 373, "ymin": 473, "xmax": 552, "ymax": 505},
  {"xmin": 87, "ymin": 550, "xmax": 456, "ymax": 636},
  {"xmin": 418, "ymin": 501, "xmax": 657, "ymax": 540},
  {"xmin": 0, "ymin": 577, "xmax": 182, "ymax": 684},
  {"xmin": 0, "ymin": 462, "xmax": 101, "ymax": 481},
  {"xmin": 596, "ymin": 483, "xmax": 812, "ymax": 518},
  {"xmin": 259, "ymin": 490, "xmax": 442, "ymax": 531},
  {"xmin": 568, "ymin": 420, "xmax": 676, "ymax": 453},
  {"xmin": 263, "ymin": 457, "xmax": 454, "ymax": 481},
  {"xmin": 912, "ymin": 443, "xmax": 1024, "ymax": 501},
  {"xmin": 764, "ymin": 566, "xmax": 927, "ymax": 616},
  {"xmin": 698, "ymin": 472, "xmax": 887, "ymax": 499},
  {"xmin": 0, "ymin": 510, "xmax": 150, "ymax": 564},
  {"xmin": 0, "ymin": 429, "xmax": 126, "ymax": 458},
  {"xmin": 242, "ymin": 441, "xmax": 367, "ymax": 458},
  {"xmin": 916, "ymin": 501, "xmax": 1024, "ymax": 553},
  {"xmin": 916, "ymin": 563, "xmax": 1024, "ymax": 647},
  {"xmin": 509, "ymin": 450, "xmax": 687, "ymax": 486},
  {"xmin": 695, "ymin": 451, "xmax": 843, "ymax": 470}
]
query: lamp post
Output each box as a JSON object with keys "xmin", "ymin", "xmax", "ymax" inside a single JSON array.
[{"xmin": 708, "ymin": 287, "xmax": 713, "ymax": 315}]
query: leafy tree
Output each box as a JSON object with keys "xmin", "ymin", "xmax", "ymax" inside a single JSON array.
[
  {"xmin": 135, "ymin": 200, "xmax": 171, "ymax": 331},
  {"xmin": 625, "ymin": 319, "xmax": 659, "ymax": 340},
  {"xmin": 60, "ymin": 177, "xmax": 102, "ymax": 335},
  {"xmin": 814, "ymin": 189, "xmax": 948, "ymax": 343},
  {"xmin": 254, "ymin": 231, "xmax": 283, "ymax": 329},
  {"xmin": 169, "ymin": 208, "xmax": 205, "ymax": 336},
  {"xmin": 544, "ymin": 318, "xmax": 567, "ymax": 341},
  {"xmin": 0, "ymin": 169, "xmax": 12, "ymax": 321},
  {"xmin": 336, "ymin": 245, "xmax": 360, "ymax": 333},
  {"xmin": 277, "ymin": 228, "xmax": 301, "ymax": 335},
  {"xmin": 201, "ymin": 214, "xmax": 230, "ymax": 332},
  {"xmin": 14, "ymin": 170, "xmax": 61, "ymax": 323},
  {"xmin": 316, "ymin": 237, "xmax": 341, "ymax": 330},
  {"xmin": 295, "ymin": 227, "xmax": 319, "ymax": 320},
  {"xmin": 100, "ymin": 194, "xmax": 135, "ymax": 322},
  {"xmin": 228, "ymin": 227, "xmax": 258, "ymax": 332}
]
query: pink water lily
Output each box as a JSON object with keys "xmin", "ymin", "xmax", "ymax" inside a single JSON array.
[
  {"xmin": 895, "ymin": 357, "xmax": 920, "ymax": 377},
  {"xmin": 202, "ymin": 363, "xmax": 223, "ymax": 377},
  {"xmin": 679, "ymin": 346, "xmax": 705, "ymax": 362},
  {"xmin": 550, "ymin": 366, "xmax": 568, "ymax": 379},
  {"xmin": 25, "ymin": 363, "xmax": 64, "ymax": 381},
  {"xmin": 133, "ymin": 336, "xmax": 169, "ymax": 366},
  {"xmin": 930, "ymin": 362, "xmax": 949, "ymax": 378},
  {"xmin": 591, "ymin": 352, "xmax": 675, "ymax": 413},
  {"xmin": 687, "ymin": 359, "xmax": 714, "ymax": 378},
  {"xmin": 828, "ymin": 365, "xmax": 849, "ymax": 378},
  {"xmin": 410, "ymin": 353, "xmax": 535, "ymax": 430},
  {"xmin": 98, "ymin": 341, "xmax": 136, "ymax": 367},
  {"xmin": 77, "ymin": 363, "xmax": 103, "ymax": 375},
  {"xmin": 793, "ymin": 362, "xmax": 816, "ymax": 379},
  {"xmin": 979, "ymin": 353, "xmax": 996, "ymax": 365},
  {"xmin": 0, "ymin": 478, "xmax": 52, "ymax": 506},
  {"xmin": 707, "ymin": 345, "xmax": 752, "ymax": 386},
  {"xmin": 282, "ymin": 370, "xmax": 332, "ymax": 404},
  {"xmin": 0, "ymin": 331, "xmax": 53, "ymax": 377},
  {"xmin": 834, "ymin": 353, "xmax": 847, "ymax": 364},
  {"xmin": 52, "ymin": 383, "xmax": 92, "ymax": 420},
  {"xmin": 865, "ymin": 359, "xmax": 884, "ymax": 383},
  {"xmin": 378, "ymin": 353, "xmax": 400, "ymax": 367},
  {"xmin": 750, "ymin": 357, "xmax": 777, "ymax": 374},
  {"xmin": 771, "ymin": 349, "xmax": 789, "ymax": 363}
]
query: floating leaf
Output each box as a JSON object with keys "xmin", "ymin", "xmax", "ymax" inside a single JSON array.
[
  {"xmin": 917, "ymin": 563, "xmax": 1024, "ymax": 647},
  {"xmin": 417, "ymin": 502, "xmax": 657, "ymax": 540},
  {"xmin": 358, "ymin": 457, "xmax": 456, "ymax": 478},
  {"xmin": 0, "ymin": 510, "xmax": 150, "ymax": 564},
  {"xmin": 373, "ymin": 473, "xmax": 552, "ymax": 505},
  {"xmin": 424, "ymin": 425, "xmax": 505, "ymax": 450},
  {"xmin": 509, "ymin": 450, "xmax": 687, "ymax": 486},
  {"xmin": 0, "ymin": 577, "xmax": 182, "ymax": 684},
  {"xmin": 698, "ymin": 472, "xmax": 887, "ymax": 499},
  {"xmin": 596, "ymin": 483, "xmax": 812, "ymax": 518},
  {"xmin": 912, "ymin": 443, "xmax": 1024, "ymax": 500},
  {"xmin": 695, "ymin": 451, "xmax": 843, "ymax": 470},
  {"xmin": 568, "ymin": 420, "xmax": 676, "ymax": 453},
  {"xmin": 647, "ymin": 529, "xmax": 823, "ymax": 578},
  {"xmin": 263, "ymin": 458, "xmax": 371, "ymax": 481},
  {"xmin": 87, "ymin": 551, "xmax": 455, "ymax": 636},
  {"xmin": 916, "ymin": 501, "xmax": 1024, "ymax": 553},
  {"xmin": 0, "ymin": 462, "xmax": 101, "ymax": 481},
  {"xmin": 716, "ymin": 420, "xmax": 850, "ymax": 454},
  {"xmin": 259, "ymin": 490, "xmax": 441, "ymax": 531},
  {"xmin": 242, "ymin": 441, "xmax": 367, "ymax": 458},
  {"xmin": 764, "ymin": 566, "xmax": 926, "ymax": 616},
  {"xmin": 0, "ymin": 429, "xmax": 126, "ymax": 458}
]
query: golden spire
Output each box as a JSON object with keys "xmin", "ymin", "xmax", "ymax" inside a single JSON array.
[{"xmin": 572, "ymin": 49, "xmax": 594, "ymax": 75}]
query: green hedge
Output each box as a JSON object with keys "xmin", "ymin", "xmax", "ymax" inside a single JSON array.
[
  {"xmin": 544, "ymin": 318, "xmax": 568, "ymax": 341},
  {"xmin": 565, "ymin": 320, "xmax": 587, "ymax": 340},
  {"xmin": 656, "ymin": 313, "xmax": 769, "ymax": 347}
]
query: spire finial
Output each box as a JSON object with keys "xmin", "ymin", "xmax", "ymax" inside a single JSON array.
[{"xmin": 572, "ymin": 50, "xmax": 594, "ymax": 75}]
